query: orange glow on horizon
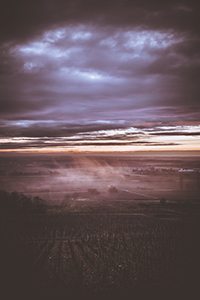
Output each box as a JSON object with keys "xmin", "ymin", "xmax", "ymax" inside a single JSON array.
[{"xmin": 0, "ymin": 144, "xmax": 200, "ymax": 154}]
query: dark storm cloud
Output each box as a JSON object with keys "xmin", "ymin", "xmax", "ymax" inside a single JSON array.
[
  {"xmin": 0, "ymin": 1, "xmax": 200, "ymax": 150},
  {"xmin": 0, "ymin": 120, "xmax": 129, "ymax": 138},
  {"xmin": 1, "ymin": 26, "xmax": 199, "ymax": 122},
  {"xmin": 0, "ymin": 139, "xmax": 180, "ymax": 150},
  {"xmin": 152, "ymin": 132, "xmax": 200, "ymax": 136},
  {"xmin": 1, "ymin": 0, "xmax": 200, "ymax": 44}
]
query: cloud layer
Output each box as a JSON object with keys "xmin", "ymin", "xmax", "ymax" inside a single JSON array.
[{"xmin": 0, "ymin": 1, "xmax": 200, "ymax": 151}]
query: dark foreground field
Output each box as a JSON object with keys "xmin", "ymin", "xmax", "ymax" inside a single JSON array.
[
  {"xmin": 1, "ymin": 153, "xmax": 200, "ymax": 299},
  {"xmin": 1, "ymin": 202, "xmax": 200, "ymax": 300}
]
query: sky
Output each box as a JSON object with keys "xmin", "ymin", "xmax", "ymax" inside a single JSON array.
[{"xmin": 0, "ymin": 0, "xmax": 200, "ymax": 152}]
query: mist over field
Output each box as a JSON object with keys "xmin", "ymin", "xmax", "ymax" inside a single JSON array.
[{"xmin": 0, "ymin": 152, "xmax": 199, "ymax": 204}]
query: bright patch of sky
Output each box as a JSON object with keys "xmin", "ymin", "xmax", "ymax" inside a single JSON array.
[
  {"xmin": 0, "ymin": 137, "xmax": 39, "ymax": 144},
  {"xmin": 149, "ymin": 134, "xmax": 200, "ymax": 150},
  {"xmin": 8, "ymin": 120, "xmax": 57, "ymax": 127},
  {"xmin": 124, "ymin": 30, "xmax": 180, "ymax": 50},
  {"xmin": 67, "ymin": 69, "xmax": 104, "ymax": 81},
  {"xmin": 11, "ymin": 25, "xmax": 183, "ymax": 76},
  {"xmin": 76, "ymin": 127, "xmax": 142, "ymax": 138},
  {"xmin": 43, "ymin": 28, "xmax": 66, "ymax": 43},
  {"xmin": 151, "ymin": 125, "xmax": 200, "ymax": 133},
  {"xmin": 100, "ymin": 37, "xmax": 117, "ymax": 48},
  {"xmin": 59, "ymin": 67, "xmax": 117, "ymax": 82},
  {"xmin": 72, "ymin": 31, "xmax": 92, "ymax": 40}
]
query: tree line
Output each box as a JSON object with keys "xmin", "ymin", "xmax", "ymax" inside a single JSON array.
[{"xmin": 0, "ymin": 190, "xmax": 47, "ymax": 214}]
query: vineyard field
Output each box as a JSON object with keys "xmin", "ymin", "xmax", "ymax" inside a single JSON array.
[{"xmin": 1, "ymin": 203, "xmax": 200, "ymax": 299}]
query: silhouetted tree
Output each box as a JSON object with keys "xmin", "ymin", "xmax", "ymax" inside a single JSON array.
[
  {"xmin": 160, "ymin": 197, "xmax": 166, "ymax": 205},
  {"xmin": 87, "ymin": 188, "xmax": 100, "ymax": 195},
  {"xmin": 32, "ymin": 196, "xmax": 47, "ymax": 213},
  {"xmin": 0, "ymin": 190, "xmax": 10, "ymax": 212},
  {"xmin": 0, "ymin": 190, "xmax": 46, "ymax": 214},
  {"xmin": 107, "ymin": 186, "xmax": 118, "ymax": 193}
]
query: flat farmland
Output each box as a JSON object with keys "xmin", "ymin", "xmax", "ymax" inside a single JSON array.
[
  {"xmin": 0, "ymin": 153, "xmax": 200, "ymax": 203},
  {"xmin": 1, "ymin": 203, "xmax": 200, "ymax": 300},
  {"xmin": 0, "ymin": 153, "xmax": 200, "ymax": 299}
]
